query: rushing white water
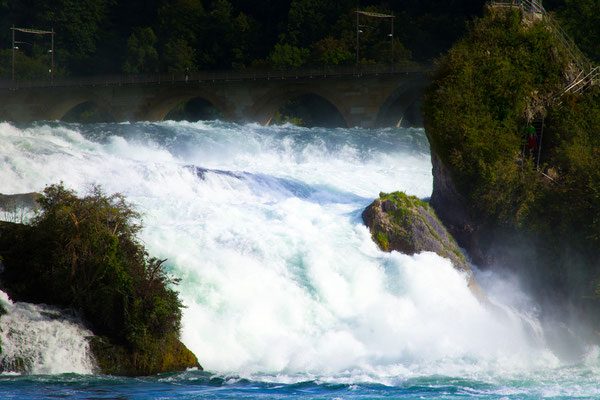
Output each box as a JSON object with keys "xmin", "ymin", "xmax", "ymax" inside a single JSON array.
[
  {"xmin": 0, "ymin": 290, "xmax": 95, "ymax": 374},
  {"xmin": 0, "ymin": 120, "xmax": 572, "ymax": 381}
]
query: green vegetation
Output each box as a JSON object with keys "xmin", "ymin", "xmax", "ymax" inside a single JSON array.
[
  {"xmin": 0, "ymin": 0, "xmax": 485, "ymax": 78},
  {"xmin": 374, "ymin": 230, "xmax": 389, "ymax": 251},
  {"xmin": 1, "ymin": 0, "xmax": 596, "ymax": 78},
  {"xmin": 423, "ymin": 6, "xmax": 600, "ymax": 305},
  {"xmin": 0, "ymin": 183, "xmax": 196, "ymax": 374},
  {"xmin": 425, "ymin": 7, "xmax": 569, "ymax": 225},
  {"xmin": 552, "ymin": 0, "xmax": 600, "ymax": 63}
]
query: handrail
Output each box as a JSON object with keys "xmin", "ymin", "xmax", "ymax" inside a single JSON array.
[
  {"xmin": 491, "ymin": 0, "xmax": 597, "ymax": 97},
  {"xmin": 0, "ymin": 62, "xmax": 433, "ymax": 90},
  {"xmin": 492, "ymin": 0, "xmax": 592, "ymax": 75}
]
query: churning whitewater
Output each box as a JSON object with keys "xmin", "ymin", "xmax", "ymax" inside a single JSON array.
[{"xmin": 0, "ymin": 120, "xmax": 572, "ymax": 383}]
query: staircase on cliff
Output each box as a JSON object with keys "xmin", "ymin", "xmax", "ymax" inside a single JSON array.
[
  {"xmin": 491, "ymin": 0, "xmax": 597, "ymax": 96},
  {"xmin": 492, "ymin": 0, "xmax": 598, "ymax": 172}
]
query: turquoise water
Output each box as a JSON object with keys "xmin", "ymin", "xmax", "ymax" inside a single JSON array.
[
  {"xmin": 1, "ymin": 120, "xmax": 599, "ymax": 398},
  {"xmin": 2, "ymin": 369, "xmax": 600, "ymax": 399}
]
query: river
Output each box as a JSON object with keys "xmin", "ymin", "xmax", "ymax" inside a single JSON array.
[{"xmin": 0, "ymin": 120, "xmax": 598, "ymax": 399}]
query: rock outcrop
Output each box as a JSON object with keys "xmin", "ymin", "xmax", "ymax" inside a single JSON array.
[
  {"xmin": 363, "ymin": 191, "xmax": 484, "ymax": 299},
  {"xmin": 89, "ymin": 336, "xmax": 202, "ymax": 376},
  {"xmin": 363, "ymin": 191, "xmax": 469, "ymax": 272}
]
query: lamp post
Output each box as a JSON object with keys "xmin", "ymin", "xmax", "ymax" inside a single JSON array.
[
  {"xmin": 355, "ymin": 11, "xmax": 395, "ymax": 65},
  {"xmin": 356, "ymin": 10, "xmax": 360, "ymax": 64},
  {"xmin": 390, "ymin": 15, "xmax": 394, "ymax": 64},
  {"xmin": 11, "ymin": 25, "xmax": 15, "ymax": 82},
  {"xmin": 50, "ymin": 28, "xmax": 54, "ymax": 84},
  {"xmin": 10, "ymin": 26, "xmax": 55, "ymax": 83}
]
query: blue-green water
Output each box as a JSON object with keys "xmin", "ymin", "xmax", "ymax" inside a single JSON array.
[
  {"xmin": 1, "ymin": 120, "xmax": 599, "ymax": 398},
  {"xmin": 2, "ymin": 369, "xmax": 600, "ymax": 399}
]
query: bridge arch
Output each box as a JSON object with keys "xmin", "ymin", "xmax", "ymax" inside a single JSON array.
[
  {"xmin": 46, "ymin": 93, "xmax": 117, "ymax": 123},
  {"xmin": 376, "ymin": 81, "xmax": 427, "ymax": 128},
  {"xmin": 141, "ymin": 88, "xmax": 231, "ymax": 122},
  {"xmin": 61, "ymin": 101, "xmax": 117, "ymax": 123},
  {"xmin": 164, "ymin": 96, "xmax": 225, "ymax": 121},
  {"xmin": 252, "ymin": 86, "xmax": 348, "ymax": 128}
]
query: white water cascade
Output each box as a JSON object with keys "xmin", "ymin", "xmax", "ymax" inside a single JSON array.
[
  {"xmin": 0, "ymin": 290, "xmax": 95, "ymax": 375},
  {"xmin": 0, "ymin": 120, "xmax": 564, "ymax": 380}
]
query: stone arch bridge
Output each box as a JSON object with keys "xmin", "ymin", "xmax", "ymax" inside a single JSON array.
[{"xmin": 0, "ymin": 64, "xmax": 431, "ymax": 128}]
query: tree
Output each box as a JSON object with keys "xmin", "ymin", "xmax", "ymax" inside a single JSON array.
[
  {"xmin": 310, "ymin": 37, "xmax": 353, "ymax": 65},
  {"xmin": 163, "ymin": 38, "xmax": 196, "ymax": 73},
  {"xmin": 157, "ymin": 0, "xmax": 205, "ymax": 49},
  {"xmin": 123, "ymin": 27, "xmax": 159, "ymax": 74},
  {"xmin": 268, "ymin": 42, "xmax": 309, "ymax": 67},
  {"xmin": 37, "ymin": 0, "xmax": 111, "ymax": 74},
  {"xmin": 555, "ymin": 0, "xmax": 600, "ymax": 62},
  {"xmin": 0, "ymin": 183, "xmax": 183, "ymax": 350}
]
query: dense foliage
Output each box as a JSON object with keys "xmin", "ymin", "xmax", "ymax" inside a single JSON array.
[
  {"xmin": 552, "ymin": 0, "xmax": 600, "ymax": 63},
  {"xmin": 425, "ymin": 8, "xmax": 569, "ymax": 224},
  {"xmin": 0, "ymin": 0, "xmax": 484, "ymax": 79},
  {"xmin": 0, "ymin": 184, "xmax": 182, "ymax": 356},
  {"xmin": 424, "ymin": 6, "xmax": 600, "ymax": 303},
  {"xmin": 1, "ymin": 0, "xmax": 597, "ymax": 80}
]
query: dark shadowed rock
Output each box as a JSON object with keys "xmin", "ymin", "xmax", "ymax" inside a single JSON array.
[
  {"xmin": 428, "ymin": 150, "xmax": 490, "ymax": 267},
  {"xmin": 0, "ymin": 193, "xmax": 42, "ymax": 213},
  {"xmin": 89, "ymin": 335, "xmax": 202, "ymax": 376}
]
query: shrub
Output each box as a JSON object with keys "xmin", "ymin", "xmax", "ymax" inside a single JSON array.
[{"xmin": 0, "ymin": 183, "xmax": 182, "ymax": 352}]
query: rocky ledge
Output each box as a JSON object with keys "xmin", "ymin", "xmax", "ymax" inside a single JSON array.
[
  {"xmin": 362, "ymin": 191, "xmax": 484, "ymax": 299},
  {"xmin": 89, "ymin": 335, "xmax": 202, "ymax": 376}
]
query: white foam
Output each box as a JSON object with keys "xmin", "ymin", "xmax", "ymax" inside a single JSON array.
[
  {"xmin": 0, "ymin": 291, "xmax": 95, "ymax": 375},
  {"xmin": 0, "ymin": 121, "xmax": 562, "ymax": 381}
]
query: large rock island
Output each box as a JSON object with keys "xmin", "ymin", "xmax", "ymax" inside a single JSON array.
[
  {"xmin": 422, "ymin": 4, "xmax": 600, "ymax": 327},
  {"xmin": 0, "ymin": 186, "xmax": 201, "ymax": 376}
]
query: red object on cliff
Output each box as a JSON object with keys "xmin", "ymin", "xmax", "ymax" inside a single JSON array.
[{"xmin": 528, "ymin": 133, "xmax": 537, "ymax": 149}]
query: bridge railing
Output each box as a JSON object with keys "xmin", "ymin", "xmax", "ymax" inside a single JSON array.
[{"xmin": 0, "ymin": 62, "xmax": 433, "ymax": 90}]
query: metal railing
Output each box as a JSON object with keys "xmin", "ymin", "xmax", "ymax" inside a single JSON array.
[
  {"xmin": 0, "ymin": 62, "xmax": 433, "ymax": 90},
  {"xmin": 554, "ymin": 66, "xmax": 599, "ymax": 98},
  {"xmin": 492, "ymin": 0, "xmax": 591, "ymax": 71}
]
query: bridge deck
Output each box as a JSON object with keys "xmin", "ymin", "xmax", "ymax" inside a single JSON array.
[{"xmin": 0, "ymin": 63, "xmax": 432, "ymax": 90}]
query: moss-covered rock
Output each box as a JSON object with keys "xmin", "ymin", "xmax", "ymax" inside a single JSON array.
[
  {"xmin": 89, "ymin": 335, "xmax": 201, "ymax": 376},
  {"xmin": 363, "ymin": 191, "xmax": 485, "ymax": 299},
  {"xmin": 363, "ymin": 191, "xmax": 467, "ymax": 269}
]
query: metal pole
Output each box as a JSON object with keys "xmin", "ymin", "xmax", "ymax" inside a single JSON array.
[
  {"xmin": 536, "ymin": 115, "xmax": 544, "ymax": 170},
  {"xmin": 12, "ymin": 25, "xmax": 15, "ymax": 82},
  {"xmin": 356, "ymin": 11, "xmax": 360, "ymax": 64},
  {"xmin": 391, "ymin": 16, "xmax": 394, "ymax": 64},
  {"xmin": 51, "ymin": 28, "xmax": 54, "ymax": 85}
]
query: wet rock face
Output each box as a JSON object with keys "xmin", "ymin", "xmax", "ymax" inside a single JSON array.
[
  {"xmin": 0, "ymin": 193, "xmax": 42, "ymax": 222},
  {"xmin": 429, "ymin": 150, "xmax": 490, "ymax": 267},
  {"xmin": 362, "ymin": 191, "xmax": 470, "ymax": 274},
  {"xmin": 89, "ymin": 336, "xmax": 202, "ymax": 377}
]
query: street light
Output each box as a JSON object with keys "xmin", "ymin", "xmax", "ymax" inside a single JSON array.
[
  {"xmin": 355, "ymin": 10, "xmax": 395, "ymax": 65},
  {"xmin": 11, "ymin": 26, "xmax": 55, "ymax": 83}
]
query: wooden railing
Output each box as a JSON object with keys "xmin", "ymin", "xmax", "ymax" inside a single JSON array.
[{"xmin": 0, "ymin": 62, "xmax": 433, "ymax": 90}]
